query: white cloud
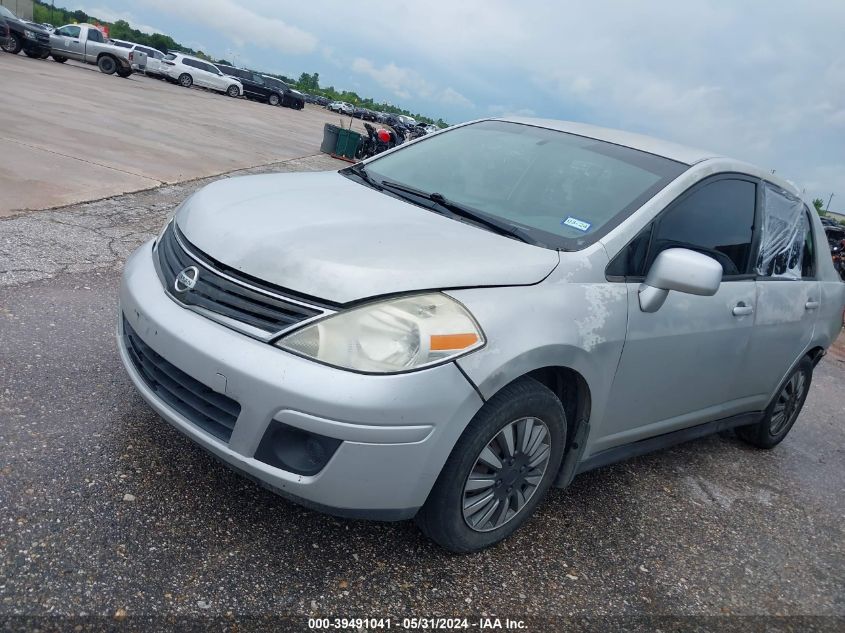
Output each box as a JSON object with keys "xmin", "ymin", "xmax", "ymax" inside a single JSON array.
[
  {"xmin": 139, "ymin": 0, "xmax": 317, "ymax": 55},
  {"xmin": 350, "ymin": 58, "xmax": 434, "ymax": 100},
  {"xmin": 440, "ymin": 88, "xmax": 473, "ymax": 108},
  {"xmin": 78, "ymin": 6, "xmax": 161, "ymax": 34}
]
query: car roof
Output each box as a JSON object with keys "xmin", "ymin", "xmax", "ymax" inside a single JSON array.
[
  {"xmin": 495, "ymin": 116, "xmax": 802, "ymax": 196},
  {"xmin": 502, "ymin": 117, "xmax": 716, "ymax": 165}
]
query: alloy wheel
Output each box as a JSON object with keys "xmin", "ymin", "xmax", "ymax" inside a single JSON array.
[
  {"xmin": 462, "ymin": 417, "xmax": 551, "ymax": 532},
  {"xmin": 770, "ymin": 370, "xmax": 807, "ymax": 436}
]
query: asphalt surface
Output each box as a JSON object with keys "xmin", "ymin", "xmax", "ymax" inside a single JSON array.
[
  {"xmin": 1, "ymin": 162, "xmax": 844, "ymax": 632},
  {"xmin": 0, "ymin": 52, "xmax": 370, "ymax": 216}
]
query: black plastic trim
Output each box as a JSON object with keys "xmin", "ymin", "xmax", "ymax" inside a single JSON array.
[
  {"xmin": 123, "ymin": 316, "xmax": 241, "ymax": 443},
  {"xmin": 575, "ymin": 412, "xmax": 762, "ymax": 475}
]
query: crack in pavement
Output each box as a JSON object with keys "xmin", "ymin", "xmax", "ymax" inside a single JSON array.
[
  {"xmin": 0, "ymin": 154, "xmax": 345, "ymax": 288},
  {"xmin": 0, "ymin": 135, "xmax": 163, "ymax": 185}
]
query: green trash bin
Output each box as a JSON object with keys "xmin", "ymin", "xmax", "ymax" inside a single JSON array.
[
  {"xmin": 335, "ymin": 128, "xmax": 362, "ymax": 160},
  {"xmin": 320, "ymin": 123, "xmax": 340, "ymax": 154}
]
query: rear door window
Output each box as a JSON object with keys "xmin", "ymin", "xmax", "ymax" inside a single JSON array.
[
  {"xmin": 755, "ymin": 183, "xmax": 813, "ymax": 279},
  {"xmin": 87, "ymin": 29, "xmax": 104, "ymax": 43}
]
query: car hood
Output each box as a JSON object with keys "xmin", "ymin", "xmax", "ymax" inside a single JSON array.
[{"xmin": 175, "ymin": 171, "xmax": 559, "ymax": 304}]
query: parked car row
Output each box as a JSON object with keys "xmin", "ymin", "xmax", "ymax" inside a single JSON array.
[{"xmin": 0, "ymin": 9, "xmax": 305, "ymax": 112}]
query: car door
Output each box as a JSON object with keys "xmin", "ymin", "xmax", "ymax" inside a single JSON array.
[
  {"xmin": 184, "ymin": 59, "xmax": 209, "ymax": 87},
  {"xmin": 744, "ymin": 185, "xmax": 820, "ymax": 402},
  {"xmin": 51, "ymin": 25, "xmax": 82, "ymax": 58},
  {"xmin": 598, "ymin": 176, "xmax": 760, "ymax": 452},
  {"xmin": 205, "ymin": 62, "xmax": 227, "ymax": 90}
]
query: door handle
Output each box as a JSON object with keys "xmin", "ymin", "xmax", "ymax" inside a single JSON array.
[
  {"xmin": 805, "ymin": 300, "xmax": 820, "ymax": 310},
  {"xmin": 732, "ymin": 302, "xmax": 753, "ymax": 317}
]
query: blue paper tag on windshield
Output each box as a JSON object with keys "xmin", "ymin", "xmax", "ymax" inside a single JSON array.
[{"xmin": 562, "ymin": 216, "xmax": 591, "ymax": 232}]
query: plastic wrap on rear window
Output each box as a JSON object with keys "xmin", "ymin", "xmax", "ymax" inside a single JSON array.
[{"xmin": 755, "ymin": 183, "xmax": 808, "ymax": 279}]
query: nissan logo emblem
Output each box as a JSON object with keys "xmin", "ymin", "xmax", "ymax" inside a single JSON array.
[{"xmin": 174, "ymin": 266, "xmax": 199, "ymax": 293}]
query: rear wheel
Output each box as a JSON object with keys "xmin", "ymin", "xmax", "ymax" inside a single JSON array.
[
  {"xmin": 416, "ymin": 378, "xmax": 566, "ymax": 552},
  {"xmin": 268, "ymin": 93, "xmax": 280, "ymax": 106},
  {"xmin": 97, "ymin": 55, "xmax": 117, "ymax": 75},
  {"xmin": 2, "ymin": 34, "xmax": 22, "ymax": 54},
  {"xmin": 178, "ymin": 73, "xmax": 193, "ymax": 88},
  {"xmin": 226, "ymin": 84, "xmax": 240, "ymax": 97},
  {"xmin": 51, "ymin": 54, "xmax": 67, "ymax": 63},
  {"xmin": 737, "ymin": 357, "xmax": 813, "ymax": 449},
  {"xmin": 23, "ymin": 48, "xmax": 41, "ymax": 58}
]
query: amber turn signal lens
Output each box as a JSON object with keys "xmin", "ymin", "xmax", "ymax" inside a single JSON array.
[{"xmin": 430, "ymin": 333, "xmax": 479, "ymax": 351}]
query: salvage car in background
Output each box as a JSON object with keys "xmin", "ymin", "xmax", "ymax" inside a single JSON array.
[
  {"xmin": 49, "ymin": 24, "xmax": 139, "ymax": 76},
  {"xmin": 118, "ymin": 118, "xmax": 845, "ymax": 552},
  {"xmin": 261, "ymin": 75, "xmax": 305, "ymax": 110},
  {"xmin": 112, "ymin": 39, "xmax": 168, "ymax": 77},
  {"xmin": 327, "ymin": 101, "xmax": 353, "ymax": 115},
  {"xmin": 162, "ymin": 53, "xmax": 242, "ymax": 96},
  {"xmin": 0, "ymin": 5, "xmax": 51, "ymax": 58}
]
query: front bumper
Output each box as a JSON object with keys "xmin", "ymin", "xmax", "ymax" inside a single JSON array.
[{"xmin": 118, "ymin": 240, "xmax": 483, "ymax": 519}]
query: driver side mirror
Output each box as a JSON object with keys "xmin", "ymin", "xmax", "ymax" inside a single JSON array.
[{"xmin": 638, "ymin": 248, "xmax": 722, "ymax": 313}]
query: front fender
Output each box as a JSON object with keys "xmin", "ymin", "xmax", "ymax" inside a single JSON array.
[{"xmin": 448, "ymin": 274, "xmax": 627, "ymax": 455}]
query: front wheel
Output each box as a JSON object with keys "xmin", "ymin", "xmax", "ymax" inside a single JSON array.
[
  {"xmin": 737, "ymin": 356, "xmax": 813, "ymax": 449},
  {"xmin": 226, "ymin": 84, "xmax": 240, "ymax": 97},
  {"xmin": 268, "ymin": 93, "xmax": 280, "ymax": 106},
  {"xmin": 117, "ymin": 67, "xmax": 132, "ymax": 78},
  {"xmin": 416, "ymin": 378, "xmax": 566, "ymax": 552},
  {"xmin": 2, "ymin": 34, "xmax": 22, "ymax": 54},
  {"xmin": 178, "ymin": 73, "xmax": 193, "ymax": 88},
  {"xmin": 97, "ymin": 55, "xmax": 117, "ymax": 75},
  {"xmin": 51, "ymin": 54, "xmax": 67, "ymax": 63}
]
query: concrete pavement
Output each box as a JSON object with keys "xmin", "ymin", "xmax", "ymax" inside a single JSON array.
[{"xmin": 0, "ymin": 53, "xmax": 365, "ymax": 216}]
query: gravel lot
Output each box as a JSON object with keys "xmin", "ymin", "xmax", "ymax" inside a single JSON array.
[
  {"xmin": 1, "ymin": 152, "xmax": 844, "ymax": 632},
  {"xmin": 0, "ymin": 53, "xmax": 368, "ymax": 216}
]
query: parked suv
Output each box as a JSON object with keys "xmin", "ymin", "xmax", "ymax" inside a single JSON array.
[
  {"xmin": 118, "ymin": 118, "xmax": 845, "ymax": 552},
  {"xmin": 0, "ymin": 5, "xmax": 51, "ymax": 58},
  {"xmin": 261, "ymin": 76, "xmax": 305, "ymax": 110},
  {"xmin": 162, "ymin": 53, "xmax": 242, "ymax": 97},
  {"xmin": 213, "ymin": 65, "xmax": 304, "ymax": 109}
]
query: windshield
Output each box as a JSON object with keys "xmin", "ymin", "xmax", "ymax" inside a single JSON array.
[
  {"xmin": 0, "ymin": 6, "xmax": 14, "ymax": 18},
  {"xmin": 361, "ymin": 120, "xmax": 687, "ymax": 250}
]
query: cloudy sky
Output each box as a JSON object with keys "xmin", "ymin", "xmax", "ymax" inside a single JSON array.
[{"xmin": 81, "ymin": 0, "xmax": 843, "ymax": 207}]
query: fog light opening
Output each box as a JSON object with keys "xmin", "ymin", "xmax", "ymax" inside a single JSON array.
[{"xmin": 254, "ymin": 422, "xmax": 342, "ymax": 476}]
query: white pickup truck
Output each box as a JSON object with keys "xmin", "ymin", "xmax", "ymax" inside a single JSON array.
[{"xmin": 48, "ymin": 24, "xmax": 144, "ymax": 77}]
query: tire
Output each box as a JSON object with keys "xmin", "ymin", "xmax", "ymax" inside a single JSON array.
[
  {"xmin": 226, "ymin": 84, "xmax": 240, "ymax": 97},
  {"xmin": 178, "ymin": 73, "xmax": 193, "ymax": 88},
  {"xmin": 23, "ymin": 48, "xmax": 41, "ymax": 58},
  {"xmin": 38, "ymin": 50, "xmax": 50, "ymax": 59},
  {"xmin": 97, "ymin": 55, "xmax": 117, "ymax": 75},
  {"xmin": 415, "ymin": 378, "xmax": 566, "ymax": 552},
  {"xmin": 737, "ymin": 356, "xmax": 813, "ymax": 449},
  {"xmin": 51, "ymin": 55, "xmax": 67, "ymax": 63},
  {"xmin": 2, "ymin": 33, "xmax": 22, "ymax": 54},
  {"xmin": 117, "ymin": 67, "xmax": 132, "ymax": 78},
  {"xmin": 268, "ymin": 93, "xmax": 280, "ymax": 106}
]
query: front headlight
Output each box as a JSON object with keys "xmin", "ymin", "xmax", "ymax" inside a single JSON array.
[
  {"xmin": 24, "ymin": 29, "xmax": 37, "ymax": 40},
  {"xmin": 277, "ymin": 293, "xmax": 484, "ymax": 373}
]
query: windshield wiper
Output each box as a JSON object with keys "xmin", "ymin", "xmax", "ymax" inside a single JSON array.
[
  {"xmin": 379, "ymin": 180, "xmax": 535, "ymax": 245},
  {"xmin": 345, "ymin": 163, "xmax": 382, "ymax": 190}
]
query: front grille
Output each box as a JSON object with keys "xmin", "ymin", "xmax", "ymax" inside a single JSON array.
[
  {"xmin": 156, "ymin": 223, "xmax": 322, "ymax": 336},
  {"xmin": 123, "ymin": 317, "xmax": 240, "ymax": 442}
]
